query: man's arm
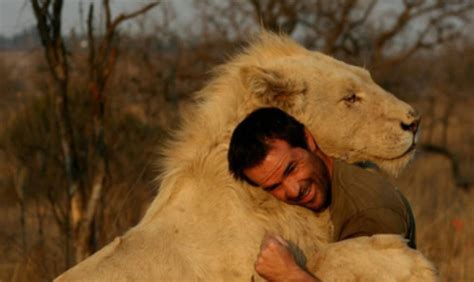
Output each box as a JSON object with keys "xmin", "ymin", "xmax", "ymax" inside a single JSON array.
[
  {"xmin": 255, "ymin": 234, "xmax": 320, "ymax": 282},
  {"xmin": 339, "ymin": 208, "xmax": 408, "ymax": 240}
]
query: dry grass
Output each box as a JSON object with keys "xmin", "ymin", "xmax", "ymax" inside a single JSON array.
[
  {"xmin": 397, "ymin": 155, "xmax": 473, "ymax": 281},
  {"xmin": 394, "ymin": 97, "xmax": 474, "ymax": 281}
]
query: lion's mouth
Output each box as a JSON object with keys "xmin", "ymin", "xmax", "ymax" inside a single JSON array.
[
  {"xmin": 399, "ymin": 142, "xmax": 416, "ymax": 158},
  {"xmin": 376, "ymin": 141, "xmax": 417, "ymax": 161},
  {"xmin": 370, "ymin": 134, "xmax": 418, "ymax": 162},
  {"xmin": 373, "ymin": 127, "xmax": 420, "ymax": 161}
]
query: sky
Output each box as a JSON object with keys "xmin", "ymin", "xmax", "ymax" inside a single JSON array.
[
  {"xmin": 0, "ymin": 0, "xmax": 193, "ymax": 37},
  {"xmin": 1, "ymin": 1, "xmax": 472, "ymax": 41}
]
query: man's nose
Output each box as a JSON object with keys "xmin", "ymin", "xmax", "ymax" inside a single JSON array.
[{"xmin": 284, "ymin": 178, "xmax": 300, "ymax": 200}]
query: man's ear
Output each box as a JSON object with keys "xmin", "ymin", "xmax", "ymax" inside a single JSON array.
[
  {"xmin": 305, "ymin": 127, "xmax": 332, "ymax": 174},
  {"xmin": 304, "ymin": 127, "xmax": 318, "ymax": 153},
  {"xmin": 239, "ymin": 65, "xmax": 307, "ymax": 109}
]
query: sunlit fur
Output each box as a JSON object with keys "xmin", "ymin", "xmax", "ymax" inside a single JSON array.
[{"xmin": 56, "ymin": 33, "xmax": 435, "ymax": 281}]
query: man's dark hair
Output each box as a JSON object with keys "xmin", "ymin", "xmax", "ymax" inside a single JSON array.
[{"xmin": 228, "ymin": 107, "xmax": 308, "ymax": 185}]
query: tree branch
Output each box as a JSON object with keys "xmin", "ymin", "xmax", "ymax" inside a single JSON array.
[
  {"xmin": 419, "ymin": 143, "xmax": 473, "ymax": 190},
  {"xmin": 372, "ymin": 0, "xmax": 474, "ymax": 67},
  {"xmin": 87, "ymin": 3, "xmax": 96, "ymax": 82},
  {"xmin": 109, "ymin": 1, "xmax": 160, "ymax": 33}
]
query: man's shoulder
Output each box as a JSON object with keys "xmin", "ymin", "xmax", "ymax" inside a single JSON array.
[
  {"xmin": 332, "ymin": 159, "xmax": 401, "ymax": 210},
  {"xmin": 333, "ymin": 159, "xmax": 394, "ymax": 191}
]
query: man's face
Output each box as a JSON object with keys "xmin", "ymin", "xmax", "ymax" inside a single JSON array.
[{"xmin": 243, "ymin": 139, "xmax": 331, "ymax": 212}]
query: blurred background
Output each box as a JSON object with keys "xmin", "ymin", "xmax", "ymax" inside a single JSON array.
[{"xmin": 0, "ymin": 0, "xmax": 473, "ymax": 281}]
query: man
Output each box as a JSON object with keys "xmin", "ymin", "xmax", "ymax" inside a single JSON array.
[{"xmin": 227, "ymin": 107, "xmax": 416, "ymax": 281}]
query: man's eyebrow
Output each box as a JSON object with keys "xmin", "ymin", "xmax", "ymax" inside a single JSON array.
[
  {"xmin": 263, "ymin": 183, "xmax": 280, "ymax": 192},
  {"xmin": 263, "ymin": 163, "xmax": 294, "ymax": 191}
]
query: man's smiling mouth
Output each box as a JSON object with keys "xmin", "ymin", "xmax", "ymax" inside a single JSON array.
[
  {"xmin": 300, "ymin": 186, "xmax": 310, "ymax": 200},
  {"xmin": 290, "ymin": 182, "xmax": 312, "ymax": 204}
]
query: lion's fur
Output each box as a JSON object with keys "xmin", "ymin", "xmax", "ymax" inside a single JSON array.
[
  {"xmin": 311, "ymin": 235, "xmax": 437, "ymax": 282},
  {"xmin": 56, "ymin": 33, "xmax": 436, "ymax": 281}
]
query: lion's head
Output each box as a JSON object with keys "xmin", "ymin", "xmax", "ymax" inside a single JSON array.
[{"xmin": 235, "ymin": 33, "xmax": 420, "ymax": 175}]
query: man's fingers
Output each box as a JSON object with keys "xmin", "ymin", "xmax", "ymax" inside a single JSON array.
[
  {"xmin": 273, "ymin": 235, "xmax": 289, "ymax": 247},
  {"xmin": 261, "ymin": 233, "xmax": 289, "ymax": 248},
  {"xmin": 260, "ymin": 232, "xmax": 275, "ymax": 250},
  {"xmin": 260, "ymin": 239, "xmax": 275, "ymax": 253},
  {"xmin": 262, "ymin": 232, "xmax": 274, "ymax": 243}
]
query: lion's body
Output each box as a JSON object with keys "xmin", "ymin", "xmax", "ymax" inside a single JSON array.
[{"xmin": 56, "ymin": 33, "xmax": 436, "ymax": 281}]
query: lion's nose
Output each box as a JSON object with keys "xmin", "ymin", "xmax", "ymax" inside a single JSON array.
[{"xmin": 401, "ymin": 116, "xmax": 421, "ymax": 134}]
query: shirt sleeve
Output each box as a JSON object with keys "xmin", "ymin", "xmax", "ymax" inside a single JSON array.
[{"xmin": 338, "ymin": 207, "xmax": 408, "ymax": 240}]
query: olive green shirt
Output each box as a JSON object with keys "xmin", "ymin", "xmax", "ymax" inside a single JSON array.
[{"xmin": 329, "ymin": 160, "xmax": 416, "ymax": 248}]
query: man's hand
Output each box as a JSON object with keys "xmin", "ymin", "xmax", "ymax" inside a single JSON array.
[{"xmin": 255, "ymin": 234, "xmax": 319, "ymax": 282}]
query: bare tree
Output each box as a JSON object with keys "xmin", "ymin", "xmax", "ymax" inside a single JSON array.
[
  {"xmin": 286, "ymin": 0, "xmax": 472, "ymax": 67},
  {"xmin": 370, "ymin": 0, "xmax": 474, "ymax": 68},
  {"xmin": 31, "ymin": 0, "xmax": 159, "ymax": 264},
  {"xmin": 248, "ymin": 0, "xmax": 303, "ymax": 34},
  {"xmin": 31, "ymin": 0, "xmax": 83, "ymax": 267},
  {"xmin": 13, "ymin": 167, "xmax": 28, "ymax": 258},
  {"xmin": 240, "ymin": 0, "xmax": 474, "ymax": 67},
  {"xmin": 298, "ymin": 0, "xmax": 377, "ymax": 56},
  {"xmin": 76, "ymin": 0, "xmax": 159, "ymax": 262}
]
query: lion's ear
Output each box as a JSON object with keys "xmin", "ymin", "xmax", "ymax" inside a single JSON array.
[{"xmin": 239, "ymin": 66, "xmax": 307, "ymax": 109}]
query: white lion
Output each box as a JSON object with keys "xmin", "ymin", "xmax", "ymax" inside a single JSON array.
[{"xmin": 56, "ymin": 33, "xmax": 436, "ymax": 281}]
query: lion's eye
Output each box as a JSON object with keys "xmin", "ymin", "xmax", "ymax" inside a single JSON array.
[{"xmin": 343, "ymin": 93, "xmax": 360, "ymax": 103}]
